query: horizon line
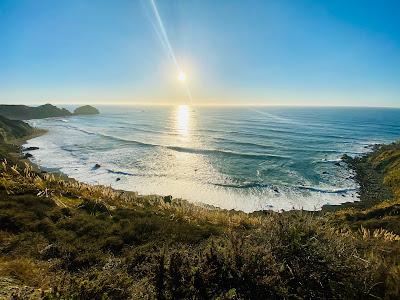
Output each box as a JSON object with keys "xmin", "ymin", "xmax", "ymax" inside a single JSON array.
[{"xmin": 6, "ymin": 102, "xmax": 400, "ymax": 109}]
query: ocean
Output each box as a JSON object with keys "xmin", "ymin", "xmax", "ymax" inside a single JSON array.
[{"xmin": 24, "ymin": 106, "xmax": 400, "ymax": 212}]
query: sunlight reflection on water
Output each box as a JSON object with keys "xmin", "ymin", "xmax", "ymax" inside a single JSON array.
[{"xmin": 176, "ymin": 105, "xmax": 190, "ymax": 136}]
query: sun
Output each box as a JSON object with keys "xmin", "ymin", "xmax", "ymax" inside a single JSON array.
[{"xmin": 178, "ymin": 70, "xmax": 186, "ymax": 82}]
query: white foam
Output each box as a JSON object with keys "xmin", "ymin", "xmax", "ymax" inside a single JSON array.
[{"xmin": 24, "ymin": 133, "xmax": 359, "ymax": 213}]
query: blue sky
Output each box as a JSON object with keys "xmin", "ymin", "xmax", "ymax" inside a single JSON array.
[{"xmin": 0, "ymin": 0, "xmax": 399, "ymax": 106}]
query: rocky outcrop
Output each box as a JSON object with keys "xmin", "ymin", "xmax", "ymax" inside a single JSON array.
[{"xmin": 73, "ymin": 105, "xmax": 100, "ymax": 115}]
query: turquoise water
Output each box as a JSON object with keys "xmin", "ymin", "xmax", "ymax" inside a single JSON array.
[{"xmin": 25, "ymin": 106, "xmax": 400, "ymax": 212}]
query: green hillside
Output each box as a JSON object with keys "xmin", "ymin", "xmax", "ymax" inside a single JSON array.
[
  {"xmin": 0, "ymin": 115, "xmax": 33, "ymax": 143},
  {"xmin": 0, "ymin": 104, "xmax": 71, "ymax": 120}
]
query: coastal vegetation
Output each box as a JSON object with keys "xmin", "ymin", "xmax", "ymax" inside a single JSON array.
[
  {"xmin": 0, "ymin": 116, "xmax": 33, "ymax": 143},
  {"xmin": 0, "ymin": 117, "xmax": 399, "ymax": 299}
]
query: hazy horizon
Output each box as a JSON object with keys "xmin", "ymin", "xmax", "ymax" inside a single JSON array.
[
  {"xmin": 1, "ymin": 0, "xmax": 399, "ymax": 107},
  {"xmin": 4, "ymin": 102, "xmax": 400, "ymax": 109}
]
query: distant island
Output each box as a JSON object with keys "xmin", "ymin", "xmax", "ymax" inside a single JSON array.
[
  {"xmin": 0, "ymin": 103, "xmax": 99, "ymax": 120},
  {"xmin": 73, "ymin": 105, "xmax": 100, "ymax": 115}
]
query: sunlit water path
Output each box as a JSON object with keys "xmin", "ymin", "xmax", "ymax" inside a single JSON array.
[{"xmin": 25, "ymin": 106, "xmax": 400, "ymax": 212}]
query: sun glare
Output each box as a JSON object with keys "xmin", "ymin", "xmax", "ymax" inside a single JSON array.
[
  {"xmin": 176, "ymin": 105, "xmax": 190, "ymax": 136},
  {"xmin": 178, "ymin": 71, "xmax": 186, "ymax": 82}
]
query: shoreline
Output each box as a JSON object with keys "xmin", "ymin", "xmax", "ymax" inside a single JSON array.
[
  {"xmin": 19, "ymin": 127, "xmax": 226, "ymax": 212},
  {"xmin": 21, "ymin": 124, "xmax": 391, "ymax": 214},
  {"xmin": 8, "ymin": 128, "xmax": 77, "ymax": 185}
]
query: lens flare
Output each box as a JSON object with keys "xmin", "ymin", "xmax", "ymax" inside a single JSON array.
[{"xmin": 148, "ymin": 0, "xmax": 192, "ymax": 102}]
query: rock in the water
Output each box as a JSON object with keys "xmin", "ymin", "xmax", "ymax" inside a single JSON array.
[
  {"xmin": 24, "ymin": 146, "xmax": 39, "ymax": 151},
  {"xmin": 116, "ymin": 177, "xmax": 121, "ymax": 181},
  {"xmin": 341, "ymin": 154, "xmax": 352, "ymax": 163},
  {"xmin": 93, "ymin": 163, "xmax": 101, "ymax": 169},
  {"xmin": 74, "ymin": 105, "xmax": 99, "ymax": 115},
  {"xmin": 24, "ymin": 153, "xmax": 33, "ymax": 158},
  {"xmin": 334, "ymin": 162, "xmax": 341, "ymax": 166}
]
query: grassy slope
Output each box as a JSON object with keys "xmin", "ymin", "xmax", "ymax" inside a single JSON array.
[
  {"xmin": 0, "ymin": 122, "xmax": 399, "ymax": 299},
  {"xmin": 0, "ymin": 116, "xmax": 33, "ymax": 143}
]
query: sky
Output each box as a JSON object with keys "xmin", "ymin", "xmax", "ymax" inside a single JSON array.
[{"xmin": 0, "ymin": 0, "xmax": 399, "ymax": 107}]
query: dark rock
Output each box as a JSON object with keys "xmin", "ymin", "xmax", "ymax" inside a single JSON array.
[
  {"xmin": 163, "ymin": 195, "xmax": 173, "ymax": 203},
  {"xmin": 334, "ymin": 162, "xmax": 341, "ymax": 166},
  {"xmin": 273, "ymin": 188, "xmax": 279, "ymax": 193},
  {"xmin": 116, "ymin": 177, "xmax": 121, "ymax": 181},
  {"xmin": 93, "ymin": 164, "xmax": 101, "ymax": 169},
  {"xmin": 24, "ymin": 153, "xmax": 33, "ymax": 159},
  {"xmin": 24, "ymin": 146, "xmax": 39, "ymax": 151},
  {"xmin": 341, "ymin": 154, "xmax": 352, "ymax": 163},
  {"xmin": 322, "ymin": 171, "xmax": 328, "ymax": 174}
]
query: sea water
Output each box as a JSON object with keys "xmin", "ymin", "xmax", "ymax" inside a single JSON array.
[{"xmin": 24, "ymin": 106, "xmax": 400, "ymax": 212}]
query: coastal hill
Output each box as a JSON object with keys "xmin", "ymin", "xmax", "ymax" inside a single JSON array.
[
  {"xmin": 0, "ymin": 104, "xmax": 71, "ymax": 120},
  {"xmin": 0, "ymin": 118, "xmax": 399, "ymax": 298},
  {"xmin": 0, "ymin": 115, "xmax": 33, "ymax": 142},
  {"xmin": 0, "ymin": 103, "xmax": 99, "ymax": 120}
]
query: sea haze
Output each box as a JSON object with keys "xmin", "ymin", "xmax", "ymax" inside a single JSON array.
[{"xmin": 24, "ymin": 106, "xmax": 400, "ymax": 212}]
